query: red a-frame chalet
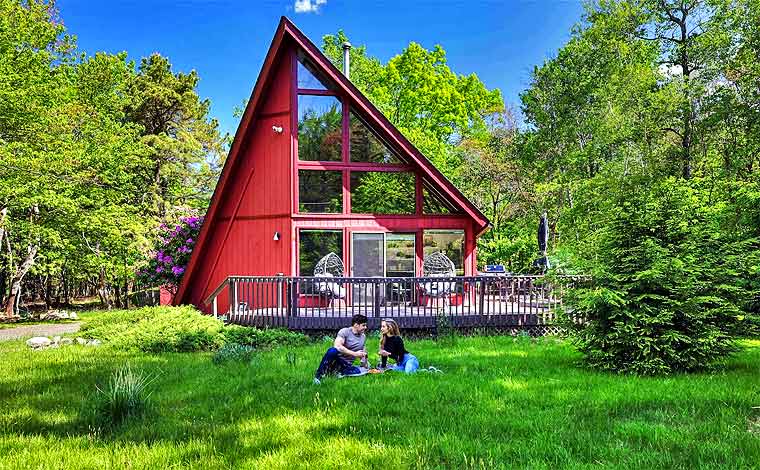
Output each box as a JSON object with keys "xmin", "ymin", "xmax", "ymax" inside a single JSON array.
[{"xmin": 174, "ymin": 17, "xmax": 490, "ymax": 313}]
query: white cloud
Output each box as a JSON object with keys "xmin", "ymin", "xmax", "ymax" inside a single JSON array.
[{"xmin": 294, "ymin": 0, "xmax": 327, "ymax": 14}]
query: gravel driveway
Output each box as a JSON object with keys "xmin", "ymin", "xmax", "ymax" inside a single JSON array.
[{"xmin": 0, "ymin": 322, "xmax": 81, "ymax": 341}]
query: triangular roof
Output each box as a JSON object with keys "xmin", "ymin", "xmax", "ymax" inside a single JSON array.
[{"xmin": 175, "ymin": 17, "xmax": 489, "ymax": 305}]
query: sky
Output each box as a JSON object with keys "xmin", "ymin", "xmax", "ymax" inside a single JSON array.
[{"xmin": 57, "ymin": 0, "xmax": 586, "ymax": 137}]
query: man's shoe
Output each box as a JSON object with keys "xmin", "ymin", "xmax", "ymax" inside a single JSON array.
[{"xmin": 313, "ymin": 377, "xmax": 321, "ymax": 385}]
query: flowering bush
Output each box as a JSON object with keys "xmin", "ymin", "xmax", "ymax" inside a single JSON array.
[{"xmin": 138, "ymin": 216, "xmax": 203, "ymax": 289}]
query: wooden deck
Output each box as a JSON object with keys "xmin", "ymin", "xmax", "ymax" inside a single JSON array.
[
  {"xmin": 207, "ymin": 274, "xmax": 587, "ymax": 331},
  {"xmin": 226, "ymin": 301, "xmax": 557, "ymax": 330}
]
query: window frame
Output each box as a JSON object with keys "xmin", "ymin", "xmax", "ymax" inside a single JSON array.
[{"xmin": 293, "ymin": 53, "xmax": 420, "ymax": 215}]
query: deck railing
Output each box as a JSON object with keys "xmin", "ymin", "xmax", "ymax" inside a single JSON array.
[{"xmin": 205, "ymin": 274, "xmax": 588, "ymax": 330}]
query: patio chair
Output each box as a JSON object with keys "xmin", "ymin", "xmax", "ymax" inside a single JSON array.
[
  {"xmin": 419, "ymin": 252, "xmax": 457, "ymax": 306},
  {"xmin": 314, "ymin": 252, "xmax": 344, "ymax": 277},
  {"xmin": 313, "ymin": 253, "xmax": 346, "ymax": 303}
]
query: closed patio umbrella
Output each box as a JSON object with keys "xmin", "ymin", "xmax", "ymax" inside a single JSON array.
[{"xmin": 534, "ymin": 212, "xmax": 551, "ymax": 273}]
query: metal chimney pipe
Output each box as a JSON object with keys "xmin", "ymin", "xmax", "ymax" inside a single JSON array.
[{"xmin": 342, "ymin": 41, "xmax": 352, "ymax": 79}]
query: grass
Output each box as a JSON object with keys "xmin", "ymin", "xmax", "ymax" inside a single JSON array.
[
  {"xmin": 0, "ymin": 330, "xmax": 758, "ymax": 469},
  {"xmin": 0, "ymin": 308, "xmax": 102, "ymax": 330},
  {"xmin": 0, "ymin": 320, "xmax": 79, "ymax": 330}
]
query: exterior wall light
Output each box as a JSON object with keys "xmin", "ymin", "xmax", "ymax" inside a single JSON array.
[{"xmin": 273, "ymin": 231, "xmax": 280, "ymax": 241}]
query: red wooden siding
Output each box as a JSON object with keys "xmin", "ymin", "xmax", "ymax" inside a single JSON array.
[{"xmin": 180, "ymin": 51, "xmax": 293, "ymax": 312}]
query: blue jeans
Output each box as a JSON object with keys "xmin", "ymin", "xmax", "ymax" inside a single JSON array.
[
  {"xmin": 393, "ymin": 353, "xmax": 419, "ymax": 374},
  {"xmin": 314, "ymin": 347, "xmax": 362, "ymax": 379}
]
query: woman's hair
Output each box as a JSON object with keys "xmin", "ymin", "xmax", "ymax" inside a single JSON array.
[{"xmin": 380, "ymin": 319, "xmax": 401, "ymax": 349}]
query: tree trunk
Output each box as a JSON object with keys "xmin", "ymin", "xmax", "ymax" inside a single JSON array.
[
  {"xmin": 62, "ymin": 269, "xmax": 70, "ymax": 305},
  {"xmin": 97, "ymin": 266, "xmax": 112, "ymax": 310},
  {"xmin": 0, "ymin": 208, "xmax": 6, "ymax": 306},
  {"xmin": 44, "ymin": 274, "xmax": 52, "ymax": 310},
  {"xmin": 4, "ymin": 245, "xmax": 38, "ymax": 319}
]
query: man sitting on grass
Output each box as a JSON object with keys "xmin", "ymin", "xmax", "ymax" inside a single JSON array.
[{"xmin": 313, "ymin": 314, "xmax": 368, "ymax": 384}]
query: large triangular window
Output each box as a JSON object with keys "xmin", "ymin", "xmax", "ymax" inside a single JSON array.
[
  {"xmin": 422, "ymin": 179, "xmax": 461, "ymax": 214},
  {"xmin": 350, "ymin": 111, "xmax": 402, "ymax": 164},
  {"xmin": 297, "ymin": 53, "xmax": 331, "ymax": 90}
]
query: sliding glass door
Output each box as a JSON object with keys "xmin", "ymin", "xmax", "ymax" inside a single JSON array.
[{"xmin": 351, "ymin": 232, "xmax": 415, "ymax": 306}]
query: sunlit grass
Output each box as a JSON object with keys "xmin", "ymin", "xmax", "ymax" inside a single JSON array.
[
  {"xmin": 0, "ymin": 334, "xmax": 758, "ymax": 469},
  {"xmin": 0, "ymin": 320, "xmax": 79, "ymax": 330}
]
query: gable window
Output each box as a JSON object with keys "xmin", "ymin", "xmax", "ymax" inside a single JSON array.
[
  {"xmin": 295, "ymin": 53, "xmax": 421, "ymax": 215},
  {"xmin": 350, "ymin": 172, "xmax": 415, "ymax": 214},
  {"xmin": 297, "ymin": 95, "xmax": 342, "ymax": 162},
  {"xmin": 350, "ymin": 112, "xmax": 402, "ymax": 164},
  {"xmin": 297, "ymin": 54, "xmax": 330, "ymax": 90},
  {"xmin": 298, "ymin": 170, "xmax": 342, "ymax": 213},
  {"xmin": 423, "ymin": 179, "xmax": 460, "ymax": 214}
]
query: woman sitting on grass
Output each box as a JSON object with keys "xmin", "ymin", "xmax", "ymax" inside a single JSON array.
[{"xmin": 378, "ymin": 319, "xmax": 418, "ymax": 373}]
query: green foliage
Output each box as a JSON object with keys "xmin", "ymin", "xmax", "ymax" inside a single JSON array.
[
  {"xmin": 94, "ymin": 364, "xmax": 157, "ymax": 427},
  {"xmin": 321, "ymin": 30, "xmax": 504, "ymax": 176},
  {"xmin": 80, "ymin": 307, "xmax": 310, "ymax": 354},
  {"xmin": 212, "ymin": 343, "xmax": 256, "ymax": 365},
  {"xmin": 0, "ymin": 1, "xmax": 224, "ymax": 312},
  {"xmin": 221, "ymin": 324, "xmax": 309, "ymax": 349},
  {"xmin": 81, "ymin": 306, "xmax": 224, "ymax": 353},
  {"xmin": 138, "ymin": 215, "xmax": 202, "ymax": 288},
  {"xmin": 562, "ymin": 177, "xmax": 746, "ymax": 374},
  {"xmin": 126, "ymin": 53, "xmax": 225, "ymax": 215},
  {"xmin": 509, "ymin": 1, "xmax": 760, "ymax": 376}
]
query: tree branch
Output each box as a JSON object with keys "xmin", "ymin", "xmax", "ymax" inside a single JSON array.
[{"xmin": 662, "ymin": 127, "xmax": 684, "ymax": 138}]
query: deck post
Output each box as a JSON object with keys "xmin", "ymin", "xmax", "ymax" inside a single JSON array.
[
  {"xmin": 213, "ymin": 296, "xmax": 218, "ymax": 320},
  {"xmin": 230, "ymin": 278, "xmax": 236, "ymax": 317},
  {"xmin": 277, "ymin": 273, "xmax": 284, "ymax": 315}
]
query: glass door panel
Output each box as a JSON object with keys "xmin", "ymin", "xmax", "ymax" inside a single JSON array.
[
  {"xmin": 385, "ymin": 233, "xmax": 415, "ymax": 306},
  {"xmin": 385, "ymin": 233, "xmax": 415, "ymax": 277},
  {"xmin": 351, "ymin": 233, "xmax": 384, "ymax": 306}
]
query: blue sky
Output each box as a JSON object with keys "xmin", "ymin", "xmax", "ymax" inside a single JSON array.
[{"xmin": 58, "ymin": 0, "xmax": 585, "ymax": 136}]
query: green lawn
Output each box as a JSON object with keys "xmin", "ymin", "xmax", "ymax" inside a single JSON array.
[
  {"xmin": 0, "ymin": 333, "xmax": 758, "ymax": 469},
  {"xmin": 0, "ymin": 320, "xmax": 78, "ymax": 330}
]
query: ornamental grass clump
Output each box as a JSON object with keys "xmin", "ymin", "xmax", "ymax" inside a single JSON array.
[
  {"xmin": 212, "ymin": 343, "xmax": 256, "ymax": 365},
  {"xmin": 95, "ymin": 364, "xmax": 158, "ymax": 426}
]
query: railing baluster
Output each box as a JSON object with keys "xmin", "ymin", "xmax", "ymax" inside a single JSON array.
[
  {"xmin": 203, "ymin": 274, "xmax": 585, "ymax": 333},
  {"xmin": 254, "ymin": 278, "xmax": 258, "ymax": 326}
]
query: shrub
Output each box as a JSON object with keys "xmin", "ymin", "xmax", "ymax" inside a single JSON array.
[
  {"xmin": 212, "ymin": 343, "xmax": 256, "ymax": 365},
  {"xmin": 94, "ymin": 364, "xmax": 158, "ymax": 426},
  {"xmin": 562, "ymin": 178, "xmax": 743, "ymax": 375},
  {"xmin": 221, "ymin": 325, "xmax": 309, "ymax": 349},
  {"xmin": 137, "ymin": 215, "xmax": 202, "ymax": 288},
  {"xmin": 81, "ymin": 306, "xmax": 224, "ymax": 353}
]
